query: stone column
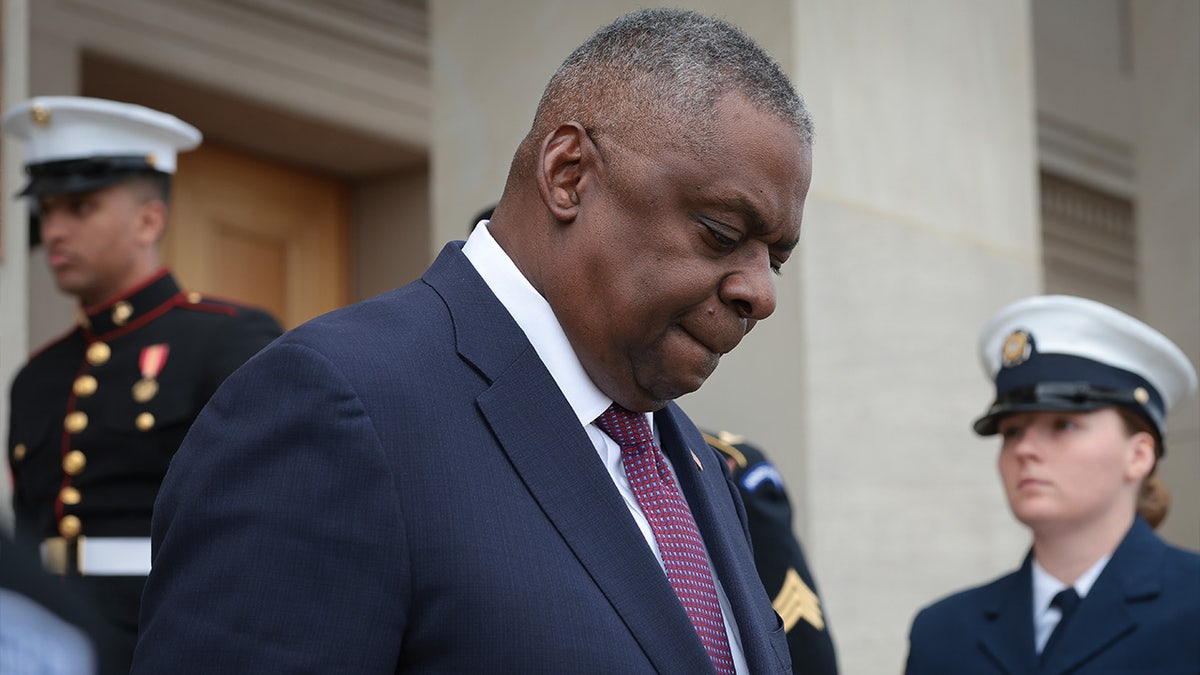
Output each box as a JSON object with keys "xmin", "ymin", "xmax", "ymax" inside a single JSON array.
[
  {"xmin": 777, "ymin": 2, "xmax": 1040, "ymax": 672},
  {"xmin": 0, "ymin": 0, "xmax": 30, "ymax": 533},
  {"xmin": 1133, "ymin": 0, "xmax": 1200, "ymax": 549}
]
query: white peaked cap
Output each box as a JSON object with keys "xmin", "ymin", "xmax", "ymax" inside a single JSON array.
[{"xmin": 2, "ymin": 96, "xmax": 200, "ymax": 175}]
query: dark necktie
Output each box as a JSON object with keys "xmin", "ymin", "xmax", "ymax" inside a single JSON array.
[
  {"xmin": 595, "ymin": 403, "xmax": 736, "ymax": 675},
  {"xmin": 1039, "ymin": 587, "xmax": 1080, "ymax": 664}
]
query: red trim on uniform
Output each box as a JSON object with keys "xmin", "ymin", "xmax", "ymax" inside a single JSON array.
[
  {"xmin": 80, "ymin": 267, "xmax": 170, "ymax": 316},
  {"xmin": 180, "ymin": 300, "xmax": 239, "ymax": 317},
  {"xmin": 86, "ymin": 293, "xmax": 186, "ymax": 342}
]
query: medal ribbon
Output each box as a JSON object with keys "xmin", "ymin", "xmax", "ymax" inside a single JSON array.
[{"xmin": 140, "ymin": 344, "xmax": 170, "ymax": 379}]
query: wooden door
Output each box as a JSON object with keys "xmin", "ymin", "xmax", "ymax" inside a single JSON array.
[{"xmin": 163, "ymin": 145, "xmax": 350, "ymax": 329}]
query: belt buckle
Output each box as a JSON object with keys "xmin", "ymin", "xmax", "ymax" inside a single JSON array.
[{"xmin": 41, "ymin": 536, "xmax": 84, "ymax": 575}]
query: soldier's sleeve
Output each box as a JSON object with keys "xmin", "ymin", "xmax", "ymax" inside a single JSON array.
[{"xmin": 703, "ymin": 431, "xmax": 839, "ymax": 675}]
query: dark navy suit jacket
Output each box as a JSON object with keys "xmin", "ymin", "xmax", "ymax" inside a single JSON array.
[
  {"xmin": 905, "ymin": 517, "xmax": 1200, "ymax": 674},
  {"xmin": 132, "ymin": 243, "xmax": 791, "ymax": 673}
]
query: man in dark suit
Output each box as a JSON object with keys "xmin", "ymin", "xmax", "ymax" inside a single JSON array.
[
  {"xmin": 2, "ymin": 97, "xmax": 282, "ymax": 671},
  {"xmin": 705, "ymin": 431, "xmax": 839, "ymax": 675},
  {"xmin": 133, "ymin": 8, "xmax": 814, "ymax": 673}
]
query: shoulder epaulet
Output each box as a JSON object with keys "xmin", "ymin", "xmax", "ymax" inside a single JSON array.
[
  {"xmin": 702, "ymin": 430, "xmax": 748, "ymax": 469},
  {"xmin": 177, "ymin": 291, "xmax": 251, "ymax": 317}
]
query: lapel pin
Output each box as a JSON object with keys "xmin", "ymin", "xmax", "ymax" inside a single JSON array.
[{"xmin": 691, "ymin": 450, "xmax": 704, "ymax": 471}]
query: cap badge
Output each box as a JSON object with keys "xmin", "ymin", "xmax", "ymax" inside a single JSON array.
[
  {"xmin": 1001, "ymin": 329, "xmax": 1033, "ymax": 368},
  {"xmin": 30, "ymin": 104, "xmax": 51, "ymax": 127},
  {"xmin": 1134, "ymin": 387, "xmax": 1150, "ymax": 404}
]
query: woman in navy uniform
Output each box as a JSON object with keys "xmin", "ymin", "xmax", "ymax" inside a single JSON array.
[
  {"xmin": 705, "ymin": 431, "xmax": 839, "ymax": 675},
  {"xmin": 905, "ymin": 295, "xmax": 1200, "ymax": 674},
  {"xmin": 2, "ymin": 97, "xmax": 282, "ymax": 670}
]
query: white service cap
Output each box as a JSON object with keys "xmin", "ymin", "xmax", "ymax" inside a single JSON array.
[
  {"xmin": 973, "ymin": 295, "xmax": 1198, "ymax": 453},
  {"xmin": 2, "ymin": 96, "xmax": 201, "ymax": 196}
]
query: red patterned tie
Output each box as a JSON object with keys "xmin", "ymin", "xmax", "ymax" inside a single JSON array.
[{"xmin": 595, "ymin": 403, "xmax": 736, "ymax": 675}]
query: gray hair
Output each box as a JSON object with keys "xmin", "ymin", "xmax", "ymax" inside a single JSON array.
[{"xmin": 514, "ymin": 8, "xmax": 813, "ymax": 175}]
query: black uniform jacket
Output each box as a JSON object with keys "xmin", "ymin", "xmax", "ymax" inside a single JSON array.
[
  {"xmin": 705, "ymin": 430, "xmax": 840, "ymax": 675},
  {"xmin": 8, "ymin": 269, "xmax": 281, "ymax": 545}
]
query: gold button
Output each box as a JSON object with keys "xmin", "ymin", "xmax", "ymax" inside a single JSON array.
[
  {"xmin": 86, "ymin": 342, "xmax": 111, "ymax": 366},
  {"xmin": 1134, "ymin": 387, "xmax": 1150, "ymax": 404},
  {"xmin": 187, "ymin": 291, "xmax": 202, "ymax": 304},
  {"xmin": 135, "ymin": 412, "xmax": 155, "ymax": 431},
  {"xmin": 13, "ymin": 444, "xmax": 26, "ymax": 461},
  {"xmin": 112, "ymin": 301, "xmax": 133, "ymax": 326},
  {"xmin": 60, "ymin": 486, "xmax": 81, "ymax": 505},
  {"xmin": 59, "ymin": 515, "xmax": 82, "ymax": 539},
  {"xmin": 64, "ymin": 411, "xmax": 88, "ymax": 434},
  {"xmin": 73, "ymin": 375, "xmax": 99, "ymax": 397},
  {"xmin": 63, "ymin": 450, "xmax": 87, "ymax": 475}
]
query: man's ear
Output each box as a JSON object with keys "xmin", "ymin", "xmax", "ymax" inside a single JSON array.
[
  {"xmin": 536, "ymin": 122, "xmax": 594, "ymax": 224},
  {"xmin": 136, "ymin": 199, "xmax": 168, "ymax": 246}
]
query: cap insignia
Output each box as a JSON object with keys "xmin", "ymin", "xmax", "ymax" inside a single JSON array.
[
  {"xmin": 1134, "ymin": 387, "xmax": 1150, "ymax": 404},
  {"xmin": 30, "ymin": 105, "xmax": 51, "ymax": 127},
  {"xmin": 1001, "ymin": 329, "xmax": 1032, "ymax": 368}
]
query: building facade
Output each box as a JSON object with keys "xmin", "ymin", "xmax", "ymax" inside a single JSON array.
[{"xmin": 2, "ymin": 1, "xmax": 1196, "ymax": 672}]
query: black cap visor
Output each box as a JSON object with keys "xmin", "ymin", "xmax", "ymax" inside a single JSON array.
[
  {"xmin": 17, "ymin": 156, "xmax": 160, "ymax": 198},
  {"xmin": 972, "ymin": 381, "xmax": 1154, "ymax": 436}
]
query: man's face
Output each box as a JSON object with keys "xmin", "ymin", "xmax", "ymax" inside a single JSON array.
[
  {"xmin": 36, "ymin": 182, "xmax": 159, "ymax": 307},
  {"xmin": 550, "ymin": 94, "xmax": 812, "ymax": 412}
]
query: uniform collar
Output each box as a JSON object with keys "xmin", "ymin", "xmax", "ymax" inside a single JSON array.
[{"xmin": 78, "ymin": 268, "xmax": 181, "ymax": 337}]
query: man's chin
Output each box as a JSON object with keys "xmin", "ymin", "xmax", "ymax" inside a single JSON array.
[{"xmin": 642, "ymin": 363, "xmax": 718, "ymax": 405}]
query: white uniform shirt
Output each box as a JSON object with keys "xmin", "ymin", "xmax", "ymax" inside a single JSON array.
[{"xmin": 1032, "ymin": 554, "xmax": 1111, "ymax": 652}]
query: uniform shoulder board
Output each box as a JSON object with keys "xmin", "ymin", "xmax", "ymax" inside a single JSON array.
[{"xmin": 178, "ymin": 291, "xmax": 255, "ymax": 317}]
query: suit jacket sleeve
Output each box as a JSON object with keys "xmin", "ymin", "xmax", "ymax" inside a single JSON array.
[{"xmin": 133, "ymin": 341, "xmax": 409, "ymax": 673}]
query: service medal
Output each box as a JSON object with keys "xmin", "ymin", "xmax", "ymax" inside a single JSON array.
[
  {"xmin": 132, "ymin": 378, "xmax": 159, "ymax": 403},
  {"xmin": 135, "ymin": 344, "xmax": 170, "ymax": 403}
]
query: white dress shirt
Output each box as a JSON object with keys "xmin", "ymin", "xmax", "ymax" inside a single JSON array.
[
  {"xmin": 1032, "ymin": 554, "xmax": 1111, "ymax": 652},
  {"xmin": 463, "ymin": 222, "xmax": 748, "ymax": 672}
]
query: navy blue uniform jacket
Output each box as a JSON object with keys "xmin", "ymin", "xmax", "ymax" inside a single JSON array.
[
  {"xmin": 133, "ymin": 243, "xmax": 791, "ymax": 674},
  {"xmin": 905, "ymin": 517, "xmax": 1200, "ymax": 674}
]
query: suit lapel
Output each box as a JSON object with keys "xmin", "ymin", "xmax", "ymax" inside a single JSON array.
[
  {"xmin": 978, "ymin": 560, "xmax": 1038, "ymax": 675},
  {"xmin": 427, "ymin": 245, "xmax": 714, "ymax": 673},
  {"xmin": 1040, "ymin": 518, "xmax": 1162, "ymax": 675},
  {"xmin": 656, "ymin": 405, "xmax": 787, "ymax": 674}
]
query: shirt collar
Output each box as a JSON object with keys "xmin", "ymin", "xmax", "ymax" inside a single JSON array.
[
  {"xmin": 462, "ymin": 222, "xmax": 613, "ymax": 427},
  {"xmin": 1032, "ymin": 552, "xmax": 1111, "ymax": 615}
]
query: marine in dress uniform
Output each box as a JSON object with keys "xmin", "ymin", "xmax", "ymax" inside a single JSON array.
[
  {"xmin": 905, "ymin": 295, "xmax": 1200, "ymax": 675},
  {"xmin": 2, "ymin": 97, "xmax": 282, "ymax": 669},
  {"xmin": 704, "ymin": 430, "xmax": 839, "ymax": 675}
]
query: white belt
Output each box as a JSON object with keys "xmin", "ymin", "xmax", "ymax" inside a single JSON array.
[{"xmin": 40, "ymin": 536, "xmax": 152, "ymax": 576}]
